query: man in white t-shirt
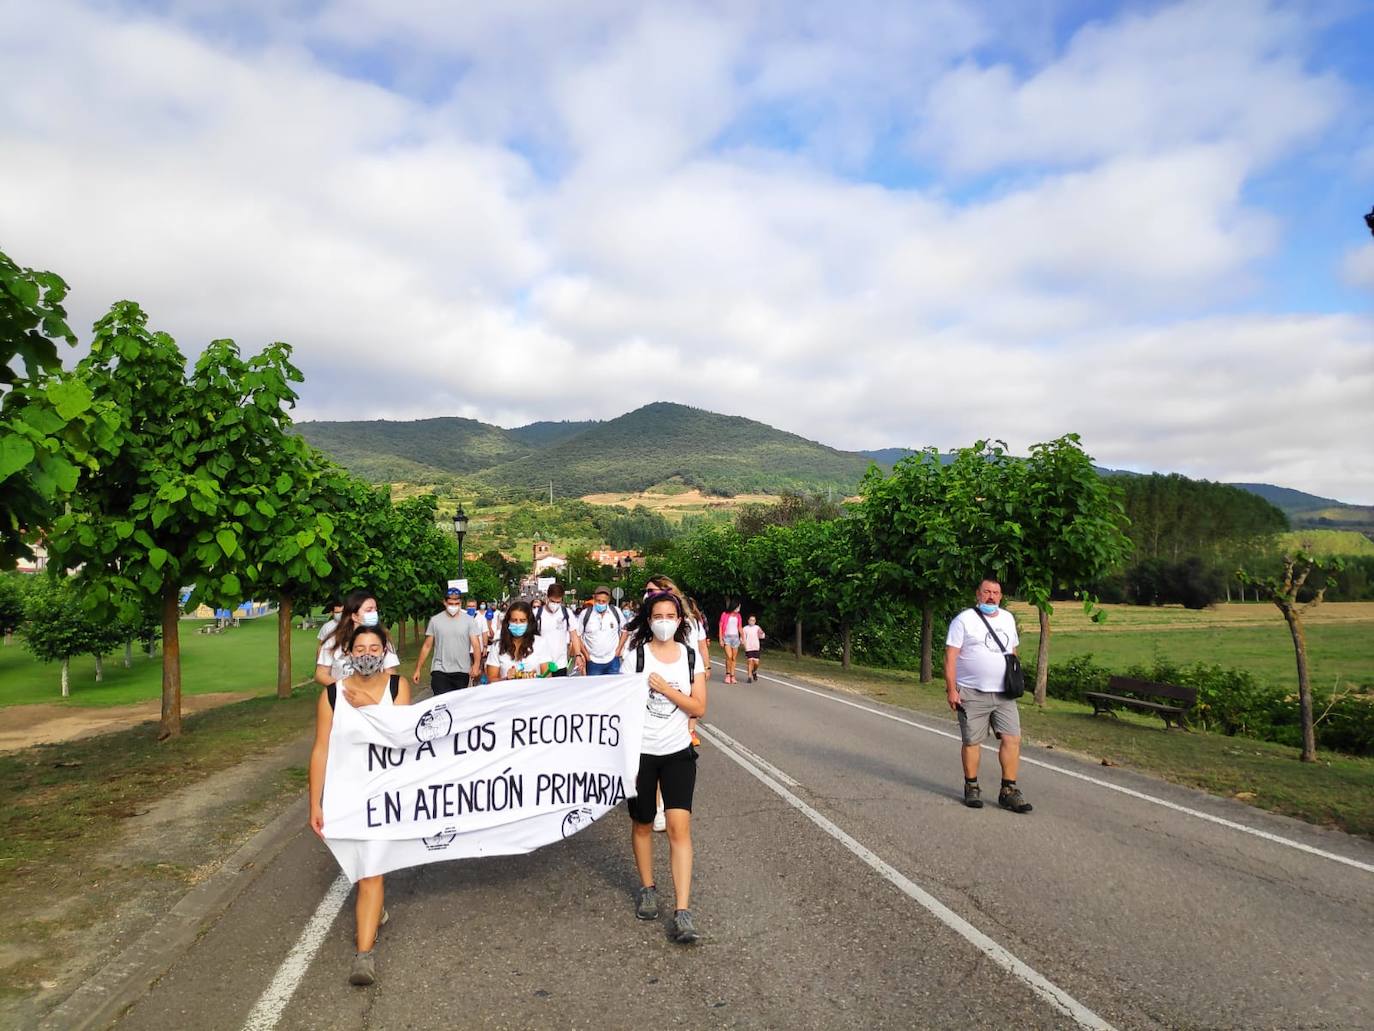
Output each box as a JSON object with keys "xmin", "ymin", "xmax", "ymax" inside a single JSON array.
[
  {"xmin": 580, "ymin": 585, "xmax": 627, "ymax": 675},
  {"xmin": 534, "ymin": 583, "xmax": 581, "ymax": 677},
  {"xmin": 944, "ymin": 577, "xmax": 1032, "ymax": 814}
]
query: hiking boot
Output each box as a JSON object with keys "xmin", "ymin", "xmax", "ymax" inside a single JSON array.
[
  {"xmin": 349, "ymin": 950, "xmax": 376, "ymax": 986},
  {"xmin": 963, "ymin": 781, "xmax": 983, "ymax": 808},
  {"xmin": 998, "ymin": 785, "xmax": 1033, "ymax": 814},
  {"xmin": 670, "ymin": 909, "xmax": 701, "ymax": 944},
  {"xmin": 635, "ymin": 885, "xmax": 659, "ymax": 920}
]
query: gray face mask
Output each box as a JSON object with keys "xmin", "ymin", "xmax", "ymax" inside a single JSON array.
[{"xmin": 352, "ymin": 653, "xmax": 386, "ymax": 676}]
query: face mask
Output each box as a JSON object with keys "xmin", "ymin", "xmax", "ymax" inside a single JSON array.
[
  {"xmin": 486, "ymin": 607, "xmax": 495, "ymax": 616},
  {"xmin": 651, "ymin": 618, "xmax": 679, "ymax": 642},
  {"xmin": 352, "ymin": 653, "xmax": 385, "ymax": 676},
  {"xmin": 509, "ymin": 623, "xmax": 528, "ymax": 638},
  {"xmin": 467, "ymin": 607, "xmax": 477, "ymax": 616},
  {"xmin": 446, "ymin": 605, "xmax": 460, "ymax": 616},
  {"xmin": 545, "ymin": 601, "xmax": 560, "ymax": 611},
  {"xmin": 977, "ymin": 603, "xmax": 998, "ymax": 615},
  {"xmin": 360, "ymin": 611, "xmax": 379, "ymax": 628},
  {"xmin": 594, "ymin": 602, "xmax": 608, "ymax": 613}
]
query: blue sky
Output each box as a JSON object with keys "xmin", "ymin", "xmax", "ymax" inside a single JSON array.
[{"xmin": 2, "ymin": 0, "xmax": 1372, "ymax": 501}]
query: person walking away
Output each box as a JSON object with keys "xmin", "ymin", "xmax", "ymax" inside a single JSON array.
[
  {"xmin": 316, "ymin": 590, "xmax": 399, "ymax": 687},
  {"xmin": 485, "ymin": 601, "xmax": 559, "ymax": 680},
  {"xmin": 627, "ymin": 591, "xmax": 707, "ymax": 944},
  {"xmin": 944, "ymin": 577, "xmax": 1032, "ymax": 813},
  {"xmin": 741, "ymin": 616, "xmax": 765, "ymax": 682},
  {"xmin": 718, "ymin": 601, "xmax": 743, "ymax": 683},
  {"xmin": 535, "ymin": 582, "xmax": 581, "ymax": 676},
  {"xmin": 581, "ymin": 585, "xmax": 627, "ymax": 675},
  {"xmin": 412, "ymin": 587, "xmax": 485, "ymax": 695},
  {"xmin": 309, "ymin": 624, "xmax": 412, "ymax": 986}
]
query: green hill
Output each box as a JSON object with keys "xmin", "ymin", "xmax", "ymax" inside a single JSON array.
[
  {"xmin": 508, "ymin": 420, "xmax": 601, "ymax": 448},
  {"xmin": 296, "ymin": 417, "xmax": 529, "ymax": 482},
  {"xmin": 475, "ymin": 402, "xmax": 876, "ymax": 497}
]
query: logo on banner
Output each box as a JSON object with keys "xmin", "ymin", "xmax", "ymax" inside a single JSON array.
[
  {"xmin": 415, "ymin": 705, "xmax": 453, "ymax": 743},
  {"xmin": 561, "ymin": 807, "xmax": 595, "ymax": 838},
  {"xmin": 423, "ymin": 828, "xmax": 458, "ymax": 851}
]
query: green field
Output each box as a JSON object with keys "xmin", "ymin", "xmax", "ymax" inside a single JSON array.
[
  {"xmin": 1010, "ymin": 601, "xmax": 1374, "ymax": 691},
  {"xmin": 0, "ymin": 617, "xmax": 327, "ymax": 708}
]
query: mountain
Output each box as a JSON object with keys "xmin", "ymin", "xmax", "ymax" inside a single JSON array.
[
  {"xmin": 474, "ymin": 402, "xmax": 876, "ymax": 497},
  {"xmin": 508, "ymin": 420, "xmax": 602, "ymax": 448},
  {"xmin": 1229, "ymin": 483, "xmax": 1342, "ymax": 515},
  {"xmin": 296, "ymin": 416, "xmax": 531, "ymax": 482}
]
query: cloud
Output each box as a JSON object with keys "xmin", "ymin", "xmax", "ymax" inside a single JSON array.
[
  {"xmin": 0, "ymin": 0, "xmax": 1371, "ymax": 504},
  {"xmin": 1343, "ymin": 244, "xmax": 1374, "ymax": 290}
]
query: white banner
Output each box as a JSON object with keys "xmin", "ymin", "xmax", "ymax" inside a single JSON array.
[{"xmin": 322, "ymin": 674, "xmax": 648, "ymax": 881}]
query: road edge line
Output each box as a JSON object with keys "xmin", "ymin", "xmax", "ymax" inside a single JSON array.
[{"xmin": 241, "ymin": 874, "xmax": 351, "ymax": 1031}]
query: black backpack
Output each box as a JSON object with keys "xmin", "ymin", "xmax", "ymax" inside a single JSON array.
[
  {"xmin": 634, "ymin": 641, "xmax": 696, "ymax": 683},
  {"xmin": 581, "ymin": 605, "xmax": 623, "ymax": 632},
  {"xmin": 536, "ymin": 604, "xmax": 572, "ymax": 633}
]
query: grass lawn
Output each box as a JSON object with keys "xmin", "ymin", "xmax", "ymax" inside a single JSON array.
[
  {"xmin": 0, "ymin": 616, "xmax": 331, "ymax": 708},
  {"xmin": 1008, "ymin": 600, "xmax": 1374, "ymax": 691},
  {"xmin": 757, "ymin": 651, "xmax": 1374, "ymax": 838}
]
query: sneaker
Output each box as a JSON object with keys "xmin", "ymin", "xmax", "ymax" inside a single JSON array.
[
  {"xmin": 349, "ymin": 950, "xmax": 376, "ymax": 986},
  {"xmin": 652, "ymin": 808, "xmax": 667, "ymax": 832},
  {"xmin": 963, "ymin": 782, "xmax": 983, "ymax": 808},
  {"xmin": 635, "ymin": 885, "xmax": 659, "ymax": 920},
  {"xmin": 377, "ymin": 908, "xmax": 389, "ymax": 934},
  {"xmin": 998, "ymin": 785, "xmax": 1033, "ymax": 814},
  {"xmin": 670, "ymin": 909, "xmax": 701, "ymax": 944}
]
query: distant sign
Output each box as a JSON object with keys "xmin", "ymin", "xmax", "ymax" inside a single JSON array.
[
  {"xmin": 447, "ymin": 578, "xmax": 469, "ymax": 595},
  {"xmin": 537, "ymin": 577, "xmax": 556, "ymax": 594},
  {"xmin": 612, "ymin": 587, "xmax": 624, "ymax": 602}
]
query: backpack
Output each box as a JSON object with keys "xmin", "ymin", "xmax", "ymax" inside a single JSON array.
[
  {"xmin": 634, "ymin": 641, "xmax": 696, "ymax": 683},
  {"xmin": 536, "ymin": 604, "xmax": 572, "ymax": 634},
  {"xmin": 581, "ymin": 605, "xmax": 623, "ymax": 632}
]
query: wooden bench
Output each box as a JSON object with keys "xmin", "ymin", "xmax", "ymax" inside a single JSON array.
[{"xmin": 1086, "ymin": 676, "xmax": 1197, "ymax": 731}]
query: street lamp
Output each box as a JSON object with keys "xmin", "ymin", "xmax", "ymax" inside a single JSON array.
[
  {"xmin": 452, "ymin": 506, "xmax": 468, "ymax": 580},
  {"xmin": 1365, "ymin": 205, "xmax": 1374, "ymax": 238}
]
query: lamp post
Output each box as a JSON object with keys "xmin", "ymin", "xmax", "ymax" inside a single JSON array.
[
  {"xmin": 453, "ymin": 506, "xmax": 468, "ymax": 581},
  {"xmin": 1366, "ymin": 205, "xmax": 1374, "ymax": 238}
]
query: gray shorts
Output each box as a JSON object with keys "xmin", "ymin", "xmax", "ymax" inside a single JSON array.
[{"xmin": 956, "ymin": 689, "xmax": 1021, "ymax": 745}]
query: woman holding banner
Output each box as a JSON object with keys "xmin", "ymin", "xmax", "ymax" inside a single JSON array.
[
  {"xmin": 485, "ymin": 600, "xmax": 559, "ymax": 681},
  {"xmin": 627, "ymin": 590, "xmax": 708, "ymax": 944},
  {"xmin": 309, "ymin": 624, "xmax": 412, "ymax": 986}
]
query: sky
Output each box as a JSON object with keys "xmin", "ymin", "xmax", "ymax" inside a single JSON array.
[{"xmin": 2, "ymin": 0, "xmax": 1372, "ymax": 502}]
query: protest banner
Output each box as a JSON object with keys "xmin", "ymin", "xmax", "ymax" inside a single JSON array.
[{"xmin": 322, "ymin": 673, "xmax": 647, "ymax": 881}]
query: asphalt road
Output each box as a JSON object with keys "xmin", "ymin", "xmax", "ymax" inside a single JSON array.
[{"xmin": 110, "ymin": 666, "xmax": 1374, "ymax": 1031}]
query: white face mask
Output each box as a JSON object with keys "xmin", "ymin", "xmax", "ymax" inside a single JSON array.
[
  {"xmin": 651, "ymin": 618, "xmax": 679, "ymax": 642},
  {"xmin": 545, "ymin": 601, "xmax": 560, "ymax": 611},
  {"xmin": 445, "ymin": 605, "xmax": 460, "ymax": 616}
]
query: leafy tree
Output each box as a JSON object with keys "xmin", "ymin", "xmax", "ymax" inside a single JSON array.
[
  {"xmin": 668, "ymin": 523, "xmax": 748, "ymax": 616},
  {"xmin": 1015, "ymin": 435, "xmax": 1132, "ymax": 704},
  {"xmin": 1239, "ymin": 552, "xmax": 1342, "ymax": 762},
  {"xmin": 47, "ymin": 303, "xmax": 306, "ymax": 738},
  {"xmin": 0, "ymin": 573, "xmax": 26, "ymax": 644},
  {"xmin": 0, "ymin": 249, "xmax": 114, "ymax": 569},
  {"xmin": 21, "ymin": 577, "xmax": 107, "ymax": 696},
  {"xmin": 805, "ymin": 517, "xmax": 877, "ymax": 669}
]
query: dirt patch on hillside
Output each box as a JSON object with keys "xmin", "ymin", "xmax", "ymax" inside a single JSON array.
[{"xmin": 0, "ymin": 693, "xmax": 254, "ymax": 753}]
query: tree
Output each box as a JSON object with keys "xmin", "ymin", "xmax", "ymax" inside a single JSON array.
[
  {"xmin": 0, "ymin": 249, "xmax": 113, "ymax": 569},
  {"xmin": 1240, "ymin": 551, "xmax": 1341, "ymax": 762},
  {"xmin": 0, "ymin": 573, "xmax": 26, "ymax": 645},
  {"xmin": 21, "ymin": 577, "xmax": 105, "ymax": 696},
  {"xmin": 47, "ymin": 302, "xmax": 306, "ymax": 738},
  {"xmin": 806, "ymin": 518, "xmax": 876, "ymax": 669},
  {"xmin": 1016, "ymin": 435, "xmax": 1132, "ymax": 704}
]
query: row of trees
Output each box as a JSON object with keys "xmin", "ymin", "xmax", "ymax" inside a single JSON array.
[
  {"xmin": 643, "ymin": 436, "xmax": 1132, "ymax": 705},
  {"xmin": 1, "ymin": 249, "xmax": 478, "ymax": 733}
]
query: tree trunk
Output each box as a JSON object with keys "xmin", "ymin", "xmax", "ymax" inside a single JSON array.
[
  {"xmin": 841, "ymin": 622, "xmax": 851, "ymax": 669},
  {"xmin": 1283, "ymin": 606, "xmax": 1317, "ymax": 762},
  {"xmin": 793, "ymin": 618, "xmax": 802, "ymax": 658},
  {"xmin": 277, "ymin": 594, "xmax": 293, "ymax": 700},
  {"xmin": 919, "ymin": 604, "xmax": 934, "ymax": 683},
  {"xmin": 1034, "ymin": 607, "xmax": 1050, "ymax": 706},
  {"xmin": 397, "ymin": 620, "xmax": 406, "ymax": 651},
  {"xmin": 159, "ymin": 584, "xmax": 182, "ymax": 739},
  {"xmin": 1224, "ymin": 582, "xmax": 1231, "ymax": 604},
  {"xmin": 61, "ymin": 656, "xmax": 70, "ymax": 698},
  {"xmin": 94, "ymin": 653, "xmax": 104, "ymax": 682},
  {"xmin": 124, "ymin": 640, "xmax": 133, "ymax": 668}
]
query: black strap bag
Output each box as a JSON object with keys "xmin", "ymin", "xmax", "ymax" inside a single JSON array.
[{"xmin": 971, "ymin": 608, "xmax": 1025, "ymax": 700}]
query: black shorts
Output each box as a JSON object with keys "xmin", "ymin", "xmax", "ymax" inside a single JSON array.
[
  {"xmin": 430, "ymin": 670, "xmax": 470, "ymax": 695},
  {"xmin": 627, "ymin": 746, "xmax": 697, "ymax": 823},
  {"xmin": 745, "ymin": 649, "xmax": 760, "ymax": 660}
]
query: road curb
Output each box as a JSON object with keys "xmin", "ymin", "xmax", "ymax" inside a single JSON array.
[{"xmin": 39, "ymin": 792, "xmax": 309, "ymax": 1031}]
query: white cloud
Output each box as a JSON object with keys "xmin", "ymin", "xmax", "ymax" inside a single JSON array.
[
  {"xmin": 1343, "ymin": 244, "xmax": 1374, "ymax": 291},
  {"xmin": 0, "ymin": 0, "xmax": 1371, "ymax": 504}
]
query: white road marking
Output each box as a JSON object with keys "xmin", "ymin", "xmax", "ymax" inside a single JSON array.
[
  {"xmin": 242, "ymin": 874, "xmax": 351, "ymax": 1031},
  {"xmin": 714, "ymin": 662, "xmax": 1374, "ymax": 875},
  {"xmin": 697, "ymin": 724, "xmax": 1117, "ymax": 1030}
]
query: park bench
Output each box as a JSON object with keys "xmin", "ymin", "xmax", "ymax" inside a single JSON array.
[{"xmin": 1085, "ymin": 676, "xmax": 1197, "ymax": 731}]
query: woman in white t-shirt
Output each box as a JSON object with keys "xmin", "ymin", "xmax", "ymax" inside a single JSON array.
[
  {"xmin": 626, "ymin": 591, "xmax": 707, "ymax": 944},
  {"xmin": 315, "ymin": 589, "xmax": 400, "ymax": 687},
  {"xmin": 484, "ymin": 601, "xmax": 558, "ymax": 681}
]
